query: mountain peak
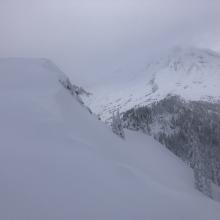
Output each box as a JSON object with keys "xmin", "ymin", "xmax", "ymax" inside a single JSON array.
[
  {"xmin": 165, "ymin": 46, "xmax": 220, "ymax": 67},
  {"xmin": 81, "ymin": 47, "xmax": 220, "ymax": 121}
]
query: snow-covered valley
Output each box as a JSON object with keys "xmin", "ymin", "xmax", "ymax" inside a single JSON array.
[{"xmin": 1, "ymin": 58, "xmax": 220, "ymax": 219}]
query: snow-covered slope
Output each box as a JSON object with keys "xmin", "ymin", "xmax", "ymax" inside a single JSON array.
[
  {"xmin": 82, "ymin": 47, "xmax": 220, "ymax": 121},
  {"xmin": 1, "ymin": 58, "xmax": 220, "ymax": 220}
]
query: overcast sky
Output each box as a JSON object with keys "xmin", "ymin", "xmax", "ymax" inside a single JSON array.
[{"xmin": 1, "ymin": 0, "xmax": 220, "ymax": 86}]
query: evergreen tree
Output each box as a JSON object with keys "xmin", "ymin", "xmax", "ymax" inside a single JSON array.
[
  {"xmin": 193, "ymin": 141, "xmax": 212, "ymax": 198},
  {"xmin": 111, "ymin": 110, "xmax": 125, "ymax": 139}
]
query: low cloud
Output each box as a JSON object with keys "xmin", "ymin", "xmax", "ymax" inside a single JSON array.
[{"xmin": 1, "ymin": 0, "xmax": 220, "ymax": 86}]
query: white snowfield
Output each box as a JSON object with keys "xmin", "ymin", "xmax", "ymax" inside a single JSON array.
[
  {"xmin": 1, "ymin": 58, "xmax": 220, "ymax": 220},
  {"xmin": 82, "ymin": 47, "xmax": 220, "ymax": 121}
]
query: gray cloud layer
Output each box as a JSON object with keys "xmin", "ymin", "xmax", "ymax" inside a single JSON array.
[{"xmin": 1, "ymin": 0, "xmax": 220, "ymax": 86}]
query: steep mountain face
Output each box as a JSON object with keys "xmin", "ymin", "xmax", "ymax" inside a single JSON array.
[
  {"xmin": 3, "ymin": 58, "xmax": 220, "ymax": 219},
  {"xmin": 81, "ymin": 47, "xmax": 220, "ymax": 122},
  {"xmin": 80, "ymin": 47, "xmax": 220, "ymax": 196}
]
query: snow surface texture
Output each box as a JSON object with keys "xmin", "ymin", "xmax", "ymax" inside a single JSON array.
[
  {"xmin": 1, "ymin": 58, "xmax": 220, "ymax": 220},
  {"xmin": 81, "ymin": 47, "xmax": 220, "ymax": 121}
]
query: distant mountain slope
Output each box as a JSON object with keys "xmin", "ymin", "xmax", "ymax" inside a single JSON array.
[
  {"xmin": 81, "ymin": 47, "xmax": 220, "ymax": 121},
  {"xmin": 122, "ymin": 95, "xmax": 220, "ymax": 192},
  {"xmin": 1, "ymin": 58, "xmax": 220, "ymax": 219},
  {"xmin": 80, "ymin": 47, "xmax": 220, "ymax": 197}
]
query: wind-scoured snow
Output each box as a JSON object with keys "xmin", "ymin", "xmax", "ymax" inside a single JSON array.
[
  {"xmin": 81, "ymin": 47, "xmax": 220, "ymax": 121},
  {"xmin": 1, "ymin": 58, "xmax": 220, "ymax": 220}
]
